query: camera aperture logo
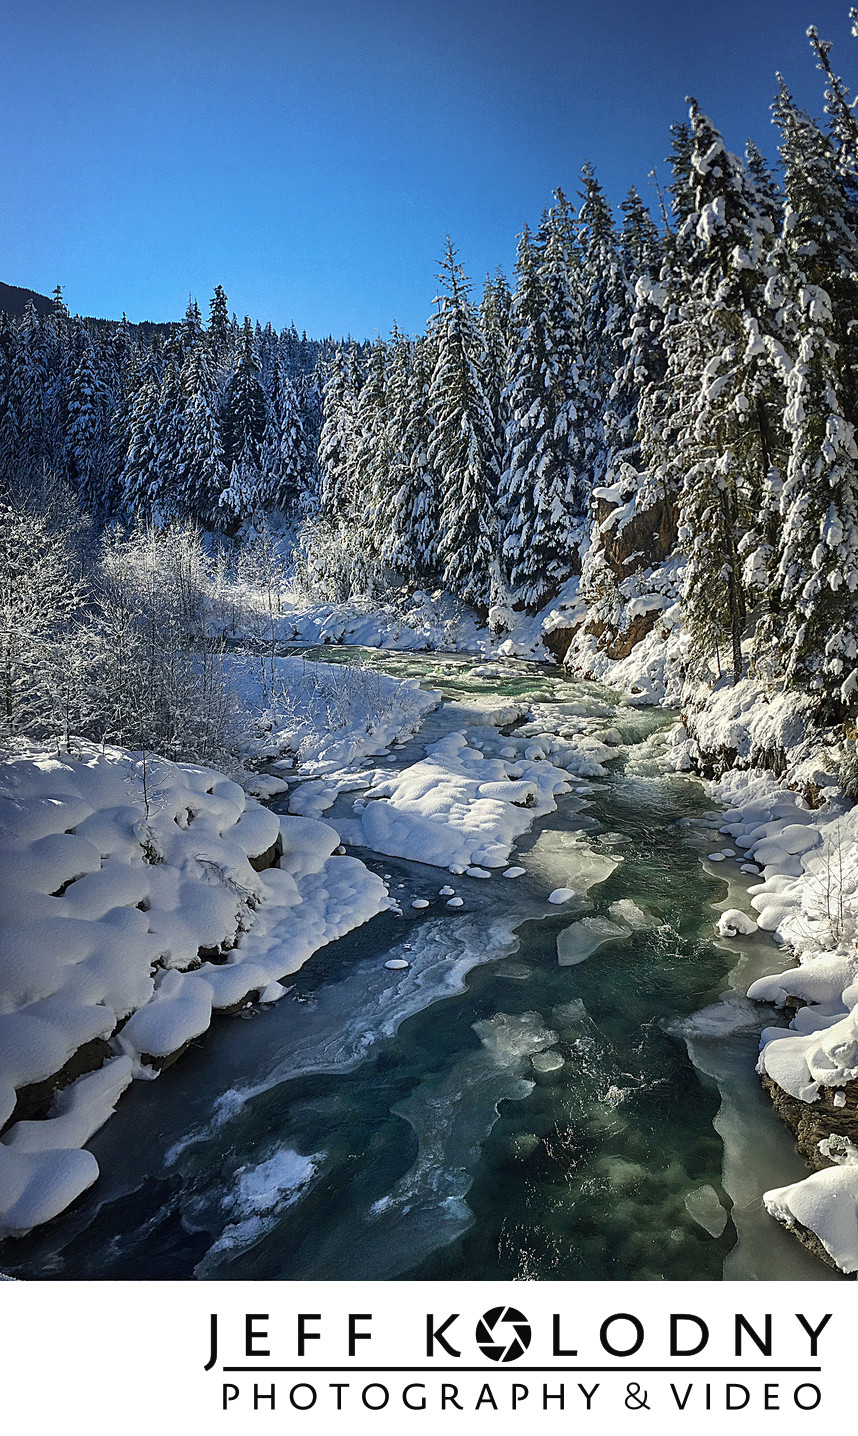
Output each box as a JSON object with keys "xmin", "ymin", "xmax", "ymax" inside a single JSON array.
[
  {"xmin": 206, "ymin": 1302, "xmax": 831, "ymax": 1420},
  {"xmin": 475, "ymin": 1307, "xmax": 532, "ymax": 1363}
]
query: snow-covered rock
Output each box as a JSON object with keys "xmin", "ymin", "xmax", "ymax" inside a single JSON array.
[{"xmin": 0, "ymin": 741, "xmax": 389, "ymax": 1236}]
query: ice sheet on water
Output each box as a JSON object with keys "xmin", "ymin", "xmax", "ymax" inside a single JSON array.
[
  {"xmin": 684, "ymin": 1184, "xmax": 729, "ymax": 1238},
  {"xmin": 532, "ymin": 1050, "xmax": 565, "ymax": 1074},
  {"xmin": 225, "ymin": 1147, "xmax": 319, "ymax": 1218},
  {"xmin": 527, "ymin": 829, "xmax": 623, "ymax": 892},
  {"xmin": 195, "ymin": 1147, "xmax": 322, "ymax": 1270},
  {"xmin": 608, "ymin": 899, "xmax": 656, "ymax": 930},
  {"xmin": 551, "ymin": 999, "xmax": 590, "ymax": 1029},
  {"xmin": 494, "ymin": 961, "xmax": 532, "ymax": 980},
  {"xmin": 557, "ymin": 915, "xmax": 631, "ymax": 966},
  {"xmin": 473, "ymin": 1010, "xmax": 558, "ymax": 1063}
]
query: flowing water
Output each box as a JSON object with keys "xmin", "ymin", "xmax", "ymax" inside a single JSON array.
[{"xmin": 0, "ymin": 650, "xmax": 840, "ymax": 1281}]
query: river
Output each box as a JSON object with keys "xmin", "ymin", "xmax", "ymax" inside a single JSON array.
[{"xmin": 0, "ymin": 650, "xmax": 839, "ymax": 1281}]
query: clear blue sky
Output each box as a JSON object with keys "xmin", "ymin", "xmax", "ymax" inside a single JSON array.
[{"xmin": 0, "ymin": 0, "xmax": 853, "ymax": 337}]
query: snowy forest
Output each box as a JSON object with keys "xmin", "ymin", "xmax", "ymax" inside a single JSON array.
[{"xmin": 3, "ymin": 20, "xmax": 858, "ymax": 768}]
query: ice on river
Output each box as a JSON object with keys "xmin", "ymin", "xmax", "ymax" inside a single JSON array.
[
  {"xmin": 527, "ymin": 828, "xmax": 623, "ymax": 892},
  {"xmin": 203, "ymin": 1147, "xmax": 322, "ymax": 1264},
  {"xmin": 684, "ymin": 1184, "xmax": 729, "ymax": 1238},
  {"xmin": 557, "ymin": 915, "xmax": 631, "ymax": 966}
]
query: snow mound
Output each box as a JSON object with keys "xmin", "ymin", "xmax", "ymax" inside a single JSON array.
[
  {"xmin": 338, "ymin": 729, "xmax": 577, "ymax": 871},
  {"xmin": 0, "ymin": 741, "xmax": 388, "ymax": 1235}
]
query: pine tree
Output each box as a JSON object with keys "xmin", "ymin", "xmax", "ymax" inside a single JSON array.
[
  {"xmin": 222, "ymin": 317, "xmax": 267, "ymax": 471},
  {"xmin": 150, "ymin": 334, "xmax": 187, "ymax": 523},
  {"xmin": 806, "ymin": 23, "xmax": 858, "ymax": 205},
  {"xmin": 480, "ymin": 270, "xmax": 513, "ymax": 459},
  {"xmin": 259, "ymin": 360, "xmax": 310, "ymax": 513},
  {"xmin": 534, "ymin": 193, "xmax": 590, "ymax": 524},
  {"xmin": 120, "ymin": 359, "xmax": 163, "ymax": 520},
  {"xmin": 177, "ymin": 343, "xmax": 227, "ymax": 526},
  {"xmin": 577, "ymin": 163, "xmax": 629, "ymax": 497},
  {"xmin": 745, "ymin": 141, "xmax": 784, "ymax": 231},
  {"xmin": 427, "ymin": 239, "xmax": 500, "ymax": 611},
  {"xmin": 375, "ymin": 331, "xmax": 437, "ymax": 581},
  {"xmin": 500, "ymin": 226, "xmax": 581, "ymax": 608},
  {"xmin": 352, "ymin": 336, "xmax": 390, "ymax": 535},
  {"xmin": 317, "ymin": 345, "xmax": 363, "ymax": 519},
  {"xmin": 66, "ymin": 327, "xmax": 112, "ymax": 517},
  {"xmin": 218, "ymin": 458, "xmax": 262, "ymax": 529},
  {"xmin": 600, "ymin": 189, "xmax": 662, "ymax": 491},
  {"xmin": 580, "ymin": 189, "xmax": 668, "ymax": 623},
  {"xmin": 772, "ymin": 80, "xmax": 858, "ymax": 706},
  {"xmin": 208, "ymin": 285, "xmax": 231, "ymax": 356},
  {"xmin": 675, "ymin": 99, "xmax": 786, "ymax": 682},
  {"xmin": 0, "ymin": 318, "xmax": 21, "ymax": 483}
]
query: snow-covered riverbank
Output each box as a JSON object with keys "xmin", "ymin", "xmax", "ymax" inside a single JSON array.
[{"xmin": 0, "ymin": 740, "xmax": 390, "ymax": 1236}]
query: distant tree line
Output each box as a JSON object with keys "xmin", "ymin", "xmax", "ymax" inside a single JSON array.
[{"xmin": 0, "ymin": 283, "xmax": 348, "ymax": 532}]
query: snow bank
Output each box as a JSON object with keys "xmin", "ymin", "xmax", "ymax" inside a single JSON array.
[
  {"xmin": 765, "ymin": 1161, "xmax": 858, "ymax": 1275},
  {"xmin": 231, "ymin": 654, "xmax": 439, "ymax": 774},
  {"xmin": 337, "ymin": 730, "xmax": 573, "ymax": 869},
  {"xmin": 234, "ymin": 589, "xmax": 487, "ymax": 654},
  {"xmin": 705, "ymin": 765, "xmax": 858, "ymax": 1271},
  {"xmin": 679, "ymin": 677, "xmax": 834, "ymax": 790},
  {"xmin": 0, "ymin": 741, "xmax": 388, "ymax": 1236}
]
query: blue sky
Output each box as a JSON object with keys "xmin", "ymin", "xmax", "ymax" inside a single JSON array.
[{"xmin": 1, "ymin": 0, "xmax": 853, "ymax": 337}]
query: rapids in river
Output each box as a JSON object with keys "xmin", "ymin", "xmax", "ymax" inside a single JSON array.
[{"xmin": 1, "ymin": 650, "xmax": 840, "ymax": 1281}]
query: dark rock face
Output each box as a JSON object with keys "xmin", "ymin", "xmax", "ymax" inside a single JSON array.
[
  {"xmin": 0, "ymin": 1036, "xmax": 115, "ymax": 1135},
  {"xmin": 544, "ymin": 495, "xmax": 677, "ymax": 671},
  {"xmin": 760, "ymin": 1070, "xmax": 858, "ymax": 1274},
  {"xmin": 761, "ymin": 1072, "xmax": 858, "ymax": 1172},
  {"xmin": 583, "ymin": 607, "xmax": 662, "ymax": 661},
  {"xmin": 542, "ymin": 627, "xmax": 575, "ymax": 665},
  {"xmin": 595, "ymin": 494, "xmax": 676, "ymax": 580}
]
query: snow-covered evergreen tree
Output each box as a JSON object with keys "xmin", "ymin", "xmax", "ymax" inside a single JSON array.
[
  {"xmin": 676, "ymin": 99, "xmax": 786, "ymax": 682},
  {"xmin": 177, "ymin": 342, "xmax": 227, "ymax": 527},
  {"xmin": 378, "ymin": 332, "xmax": 438, "ymax": 581},
  {"xmin": 500, "ymin": 226, "xmax": 581, "ymax": 608},
  {"xmin": 480, "ymin": 269, "xmax": 513, "ymax": 459},
  {"xmin": 66, "ymin": 327, "xmax": 112, "ymax": 517},
  {"xmin": 317, "ymin": 345, "xmax": 362, "ymax": 519},
  {"xmin": 222, "ymin": 318, "xmax": 265, "ymax": 466},
  {"xmin": 259, "ymin": 360, "xmax": 311, "ymax": 514},
  {"xmin": 772, "ymin": 80, "xmax": 858, "ymax": 706},
  {"xmin": 119, "ymin": 357, "xmax": 162, "ymax": 521},
  {"xmin": 427, "ymin": 240, "xmax": 500, "ymax": 611},
  {"xmin": 577, "ymin": 163, "xmax": 630, "ymax": 496}
]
